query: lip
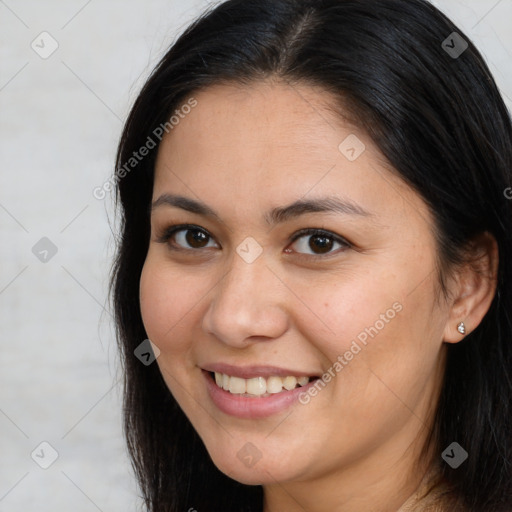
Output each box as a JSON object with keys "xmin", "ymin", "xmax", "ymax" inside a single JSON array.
[
  {"xmin": 202, "ymin": 363, "xmax": 319, "ymax": 379},
  {"xmin": 202, "ymin": 369, "xmax": 319, "ymax": 419}
]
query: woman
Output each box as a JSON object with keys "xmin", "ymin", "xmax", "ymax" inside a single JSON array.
[{"xmin": 111, "ymin": 0, "xmax": 512, "ymax": 510}]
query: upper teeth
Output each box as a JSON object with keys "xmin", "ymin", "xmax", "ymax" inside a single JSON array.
[{"xmin": 214, "ymin": 372, "xmax": 310, "ymax": 396}]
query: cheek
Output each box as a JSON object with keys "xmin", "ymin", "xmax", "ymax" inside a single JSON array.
[
  {"xmin": 301, "ymin": 270, "xmax": 403, "ymax": 355},
  {"xmin": 139, "ymin": 257, "xmax": 197, "ymax": 351},
  {"xmin": 304, "ymin": 266, "xmax": 439, "ymax": 392},
  {"xmin": 139, "ymin": 258, "xmax": 200, "ymax": 397},
  {"xmin": 300, "ymin": 280, "xmax": 439, "ymax": 447}
]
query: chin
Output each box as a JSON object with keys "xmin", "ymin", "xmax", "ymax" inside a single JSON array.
[
  {"xmin": 214, "ymin": 462, "xmax": 284, "ymax": 486},
  {"xmin": 206, "ymin": 446, "xmax": 303, "ymax": 486}
]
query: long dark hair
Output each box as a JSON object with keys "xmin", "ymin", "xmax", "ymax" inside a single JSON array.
[{"xmin": 111, "ymin": 1, "xmax": 512, "ymax": 510}]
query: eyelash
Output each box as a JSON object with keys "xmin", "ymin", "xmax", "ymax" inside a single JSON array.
[{"xmin": 155, "ymin": 224, "xmax": 351, "ymax": 258}]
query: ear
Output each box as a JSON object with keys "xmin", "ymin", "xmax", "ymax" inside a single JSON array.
[{"xmin": 443, "ymin": 232, "xmax": 499, "ymax": 343}]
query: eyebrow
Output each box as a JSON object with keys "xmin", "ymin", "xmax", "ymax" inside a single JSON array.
[{"xmin": 150, "ymin": 193, "xmax": 372, "ymax": 225}]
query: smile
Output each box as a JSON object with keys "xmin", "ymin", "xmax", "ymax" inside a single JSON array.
[
  {"xmin": 213, "ymin": 372, "xmax": 311, "ymax": 397},
  {"xmin": 202, "ymin": 368, "xmax": 320, "ymax": 419}
]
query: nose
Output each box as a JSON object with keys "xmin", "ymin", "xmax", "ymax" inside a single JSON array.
[{"xmin": 201, "ymin": 251, "xmax": 289, "ymax": 348}]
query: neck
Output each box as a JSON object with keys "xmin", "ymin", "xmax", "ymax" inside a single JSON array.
[{"xmin": 263, "ymin": 423, "xmax": 437, "ymax": 512}]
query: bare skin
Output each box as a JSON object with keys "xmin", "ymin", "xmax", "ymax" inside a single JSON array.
[{"xmin": 139, "ymin": 80, "xmax": 497, "ymax": 511}]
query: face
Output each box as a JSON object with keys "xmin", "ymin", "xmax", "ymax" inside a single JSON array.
[{"xmin": 139, "ymin": 81, "xmax": 449, "ymax": 489}]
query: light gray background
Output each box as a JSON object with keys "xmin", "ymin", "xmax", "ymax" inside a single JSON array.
[{"xmin": 1, "ymin": 1, "xmax": 511, "ymax": 511}]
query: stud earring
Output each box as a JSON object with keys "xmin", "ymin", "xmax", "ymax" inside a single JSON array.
[{"xmin": 457, "ymin": 322, "xmax": 466, "ymax": 335}]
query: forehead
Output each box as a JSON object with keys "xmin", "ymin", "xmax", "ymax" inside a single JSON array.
[
  {"xmin": 152, "ymin": 80, "xmax": 425, "ymax": 225},
  {"xmin": 158, "ymin": 80, "xmax": 350, "ymax": 158}
]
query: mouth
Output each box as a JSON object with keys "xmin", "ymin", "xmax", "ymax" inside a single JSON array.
[
  {"xmin": 210, "ymin": 371, "xmax": 317, "ymax": 397},
  {"xmin": 202, "ymin": 367, "xmax": 321, "ymax": 419}
]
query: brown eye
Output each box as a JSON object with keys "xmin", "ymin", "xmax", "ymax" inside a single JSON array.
[
  {"xmin": 288, "ymin": 229, "xmax": 349, "ymax": 257},
  {"xmin": 308, "ymin": 235, "xmax": 334, "ymax": 254},
  {"xmin": 184, "ymin": 229, "xmax": 210, "ymax": 248},
  {"xmin": 160, "ymin": 226, "xmax": 218, "ymax": 251}
]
